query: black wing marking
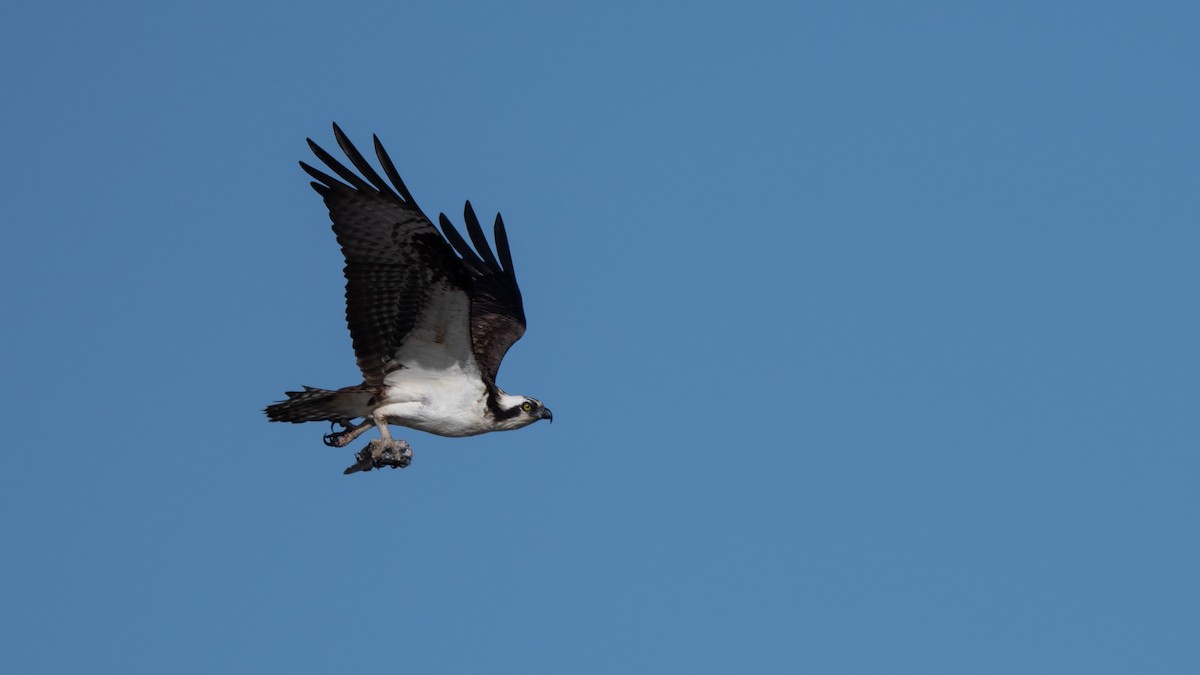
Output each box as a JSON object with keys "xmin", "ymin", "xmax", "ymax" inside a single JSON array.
[
  {"xmin": 438, "ymin": 202, "xmax": 527, "ymax": 384},
  {"xmin": 304, "ymin": 123, "xmax": 463, "ymax": 387}
]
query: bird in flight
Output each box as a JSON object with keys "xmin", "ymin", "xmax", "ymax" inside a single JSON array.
[{"xmin": 266, "ymin": 124, "xmax": 552, "ymax": 474}]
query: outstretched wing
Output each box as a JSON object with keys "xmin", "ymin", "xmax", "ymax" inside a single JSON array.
[
  {"xmin": 438, "ymin": 202, "xmax": 527, "ymax": 383},
  {"xmin": 301, "ymin": 123, "xmax": 466, "ymax": 387}
]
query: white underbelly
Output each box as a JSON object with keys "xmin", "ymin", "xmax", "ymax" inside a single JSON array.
[{"xmin": 374, "ymin": 360, "xmax": 492, "ymax": 437}]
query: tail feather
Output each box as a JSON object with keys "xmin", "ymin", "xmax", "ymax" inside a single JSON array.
[{"xmin": 265, "ymin": 385, "xmax": 372, "ymax": 423}]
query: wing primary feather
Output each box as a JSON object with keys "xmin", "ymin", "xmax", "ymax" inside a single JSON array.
[
  {"xmin": 331, "ymin": 123, "xmax": 398, "ymax": 199},
  {"xmin": 493, "ymin": 212, "xmax": 517, "ymax": 279},
  {"xmin": 439, "ymin": 213, "xmax": 489, "ymax": 274},
  {"xmin": 299, "ymin": 160, "xmax": 343, "ymax": 189},
  {"xmin": 372, "ymin": 135, "xmax": 420, "ymax": 210},
  {"xmin": 464, "ymin": 201, "xmax": 502, "ymax": 270},
  {"xmin": 307, "ymin": 138, "xmax": 375, "ymax": 193}
]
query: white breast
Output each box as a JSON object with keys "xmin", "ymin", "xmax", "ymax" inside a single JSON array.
[{"xmin": 375, "ymin": 358, "xmax": 493, "ymax": 437}]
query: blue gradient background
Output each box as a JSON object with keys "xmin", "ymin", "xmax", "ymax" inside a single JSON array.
[{"xmin": 2, "ymin": 2, "xmax": 1197, "ymax": 672}]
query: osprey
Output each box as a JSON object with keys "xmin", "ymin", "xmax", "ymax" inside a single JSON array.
[{"xmin": 266, "ymin": 124, "xmax": 552, "ymax": 473}]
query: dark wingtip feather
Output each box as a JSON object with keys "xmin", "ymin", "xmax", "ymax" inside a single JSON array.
[
  {"xmin": 300, "ymin": 160, "xmax": 340, "ymax": 188},
  {"xmin": 464, "ymin": 201, "xmax": 502, "ymax": 270},
  {"xmin": 331, "ymin": 123, "xmax": 399, "ymax": 199},
  {"xmin": 310, "ymin": 137, "xmax": 378, "ymax": 193},
  {"xmin": 494, "ymin": 212, "xmax": 516, "ymax": 279},
  {"xmin": 439, "ymin": 213, "xmax": 489, "ymax": 274},
  {"xmin": 372, "ymin": 134, "xmax": 420, "ymax": 210}
]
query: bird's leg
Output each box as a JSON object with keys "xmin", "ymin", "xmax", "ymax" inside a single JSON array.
[
  {"xmin": 323, "ymin": 418, "xmax": 375, "ymax": 447},
  {"xmin": 343, "ymin": 415, "xmax": 412, "ymax": 474}
]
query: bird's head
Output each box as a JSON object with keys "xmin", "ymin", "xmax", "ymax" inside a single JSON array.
[{"xmin": 494, "ymin": 392, "xmax": 553, "ymax": 430}]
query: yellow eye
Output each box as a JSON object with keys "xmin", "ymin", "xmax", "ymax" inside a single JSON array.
[{"xmin": 521, "ymin": 401, "xmax": 533, "ymax": 412}]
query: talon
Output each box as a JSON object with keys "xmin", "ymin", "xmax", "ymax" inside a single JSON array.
[
  {"xmin": 378, "ymin": 440, "xmax": 413, "ymax": 469},
  {"xmin": 323, "ymin": 420, "xmax": 352, "ymax": 447}
]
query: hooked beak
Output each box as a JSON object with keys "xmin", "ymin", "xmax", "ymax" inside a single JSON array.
[{"xmin": 540, "ymin": 407, "xmax": 554, "ymax": 423}]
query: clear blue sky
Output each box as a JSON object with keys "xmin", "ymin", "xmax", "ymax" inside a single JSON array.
[{"xmin": 2, "ymin": 1, "xmax": 1197, "ymax": 673}]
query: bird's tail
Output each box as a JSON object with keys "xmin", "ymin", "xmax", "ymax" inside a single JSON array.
[{"xmin": 264, "ymin": 385, "xmax": 372, "ymax": 423}]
